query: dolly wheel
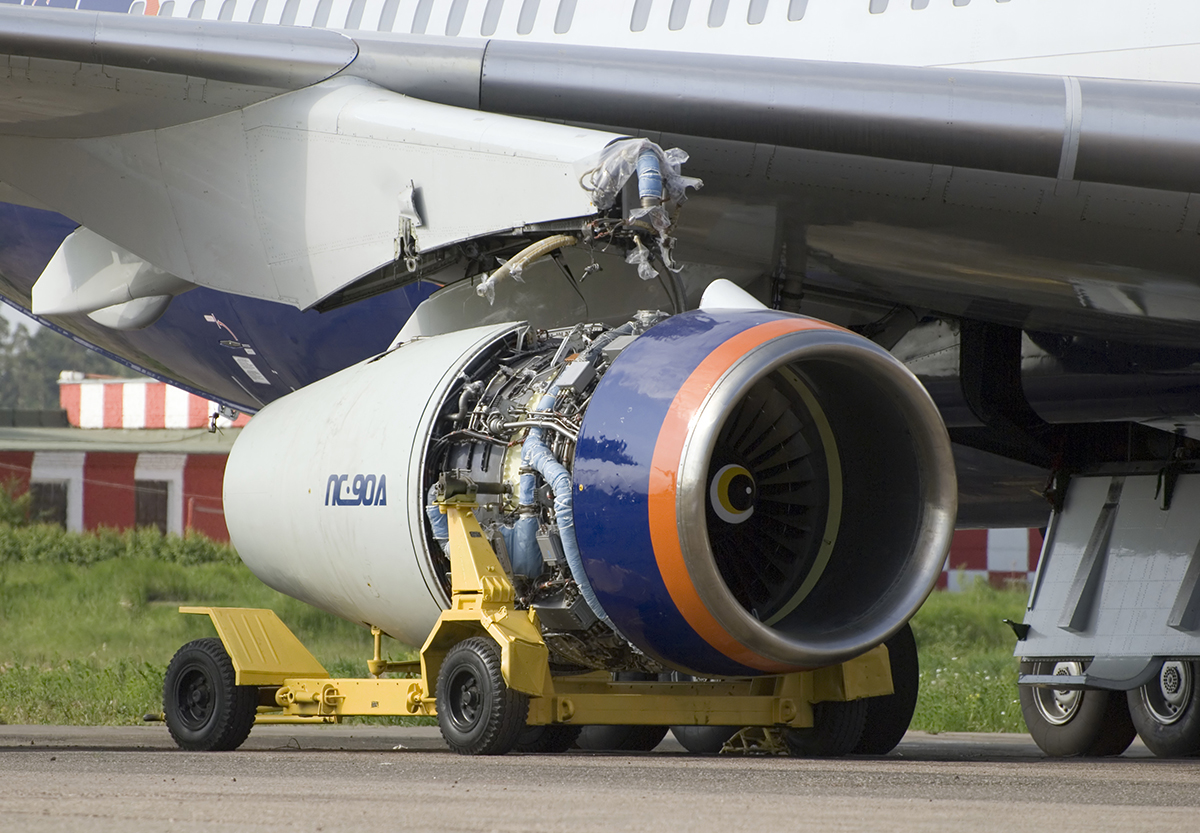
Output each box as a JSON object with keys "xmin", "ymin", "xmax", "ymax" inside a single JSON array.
[
  {"xmin": 576, "ymin": 724, "xmax": 669, "ymax": 751},
  {"xmin": 783, "ymin": 699, "xmax": 868, "ymax": 757},
  {"xmin": 853, "ymin": 622, "xmax": 920, "ymax": 755},
  {"xmin": 163, "ymin": 638, "xmax": 258, "ymax": 751},
  {"xmin": 513, "ymin": 724, "xmax": 583, "ymax": 753},
  {"xmin": 436, "ymin": 637, "xmax": 529, "ymax": 755}
]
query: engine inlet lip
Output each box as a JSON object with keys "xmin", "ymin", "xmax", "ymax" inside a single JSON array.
[{"xmin": 674, "ymin": 331, "xmax": 957, "ymax": 669}]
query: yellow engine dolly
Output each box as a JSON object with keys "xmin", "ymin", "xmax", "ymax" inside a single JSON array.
[{"xmin": 169, "ymin": 498, "xmax": 897, "ymax": 755}]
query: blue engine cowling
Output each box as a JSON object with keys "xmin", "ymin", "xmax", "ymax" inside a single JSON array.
[{"xmin": 572, "ymin": 309, "xmax": 956, "ymax": 676}]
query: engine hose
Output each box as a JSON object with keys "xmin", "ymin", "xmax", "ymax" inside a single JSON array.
[
  {"xmin": 523, "ymin": 392, "xmax": 611, "ymax": 625},
  {"xmin": 511, "ymin": 468, "xmax": 542, "ymax": 578},
  {"xmin": 476, "ymin": 234, "xmax": 579, "ymax": 301}
]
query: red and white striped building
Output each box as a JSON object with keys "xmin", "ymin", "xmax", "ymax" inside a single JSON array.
[
  {"xmin": 0, "ymin": 374, "xmax": 246, "ymax": 542},
  {"xmin": 57, "ymin": 372, "xmax": 251, "ymax": 430},
  {"xmin": 939, "ymin": 528, "xmax": 1044, "ymax": 591}
]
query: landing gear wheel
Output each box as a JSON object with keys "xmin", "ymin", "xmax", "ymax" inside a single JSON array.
[
  {"xmin": 853, "ymin": 622, "xmax": 919, "ymax": 755},
  {"xmin": 436, "ymin": 637, "xmax": 529, "ymax": 756},
  {"xmin": 1127, "ymin": 660, "xmax": 1200, "ymax": 758},
  {"xmin": 1019, "ymin": 661, "xmax": 1136, "ymax": 757},
  {"xmin": 670, "ymin": 725, "xmax": 739, "ymax": 754},
  {"xmin": 576, "ymin": 724, "xmax": 669, "ymax": 752},
  {"xmin": 513, "ymin": 724, "xmax": 582, "ymax": 753},
  {"xmin": 783, "ymin": 699, "xmax": 868, "ymax": 757},
  {"xmin": 163, "ymin": 638, "xmax": 258, "ymax": 751}
]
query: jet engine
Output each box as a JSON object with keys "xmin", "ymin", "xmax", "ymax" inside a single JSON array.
[{"xmin": 225, "ymin": 308, "xmax": 956, "ymax": 676}]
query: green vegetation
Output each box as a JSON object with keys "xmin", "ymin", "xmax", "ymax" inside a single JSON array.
[
  {"xmin": 0, "ymin": 316, "xmax": 139, "ymax": 410},
  {"xmin": 0, "ymin": 526, "xmax": 420, "ymax": 725},
  {"xmin": 909, "ymin": 577, "xmax": 1029, "ymax": 734},
  {"xmin": 1, "ymin": 527, "xmax": 1030, "ymax": 733}
]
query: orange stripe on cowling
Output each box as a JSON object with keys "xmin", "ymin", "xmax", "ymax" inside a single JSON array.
[
  {"xmin": 144, "ymin": 0, "xmax": 160, "ymax": 15},
  {"xmin": 647, "ymin": 317, "xmax": 842, "ymax": 672}
]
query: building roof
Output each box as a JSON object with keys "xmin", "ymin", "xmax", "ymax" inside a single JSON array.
[{"xmin": 0, "ymin": 426, "xmax": 241, "ymax": 454}]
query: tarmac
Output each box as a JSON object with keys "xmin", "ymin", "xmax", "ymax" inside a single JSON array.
[{"xmin": 0, "ymin": 725, "xmax": 1197, "ymax": 832}]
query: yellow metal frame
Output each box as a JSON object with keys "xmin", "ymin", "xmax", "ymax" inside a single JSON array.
[{"xmin": 183, "ymin": 499, "xmax": 893, "ymax": 729}]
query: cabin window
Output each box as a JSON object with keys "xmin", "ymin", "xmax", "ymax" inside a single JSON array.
[
  {"xmin": 747, "ymin": 0, "xmax": 768, "ymax": 25},
  {"xmin": 158, "ymin": 0, "xmax": 174, "ymax": 15},
  {"xmin": 29, "ymin": 482, "xmax": 66, "ymax": 529},
  {"xmin": 187, "ymin": 0, "xmax": 204, "ymax": 18},
  {"xmin": 631, "ymin": 0, "xmax": 651, "ymax": 31},
  {"xmin": 346, "ymin": 0, "xmax": 367, "ymax": 28},
  {"xmin": 481, "ymin": 0, "xmax": 503, "ymax": 34},
  {"xmin": 218, "ymin": 0, "xmax": 235, "ymax": 19},
  {"xmin": 668, "ymin": 0, "xmax": 689, "ymax": 30},
  {"xmin": 911, "ymin": 0, "xmax": 929, "ymax": 8},
  {"xmin": 446, "ymin": 0, "xmax": 468, "ymax": 34},
  {"xmin": 707, "ymin": 0, "xmax": 726, "ymax": 26},
  {"xmin": 248, "ymin": 0, "xmax": 267, "ymax": 22},
  {"xmin": 953, "ymin": 0, "xmax": 970, "ymax": 6},
  {"xmin": 517, "ymin": 0, "xmax": 539, "ymax": 33},
  {"xmin": 554, "ymin": 0, "xmax": 576, "ymax": 33},
  {"xmin": 129, "ymin": 0, "xmax": 145, "ymax": 13},
  {"xmin": 281, "ymin": 0, "xmax": 299, "ymax": 24},
  {"xmin": 313, "ymin": 0, "xmax": 333, "ymax": 25},
  {"xmin": 379, "ymin": 0, "xmax": 401, "ymax": 30},
  {"xmin": 412, "ymin": 0, "xmax": 434, "ymax": 33},
  {"xmin": 788, "ymin": 0, "xmax": 806, "ymax": 20},
  {"xmin": 869, "ymin": 0, "xmax": 886, "ymax": 13}
]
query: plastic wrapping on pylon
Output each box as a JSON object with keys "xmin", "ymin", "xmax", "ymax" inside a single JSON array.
[
  {"xmin": 626, "ymin": 237, "xmax": 658, "ymax": 281},
  {"xmin": 473, "ymin": 258, "xmax": 526, "ymax": 306},
  {"xmin": 475, "ymin": 272, "xmax": 498, "ymax": 305},
  {"xmin": 586, "ymin": 139, "xmax": 703, "ymax": 212}
]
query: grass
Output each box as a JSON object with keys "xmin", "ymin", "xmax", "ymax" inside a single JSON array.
[
  {"xmin": 0, "ymin": 527, "xmax": 1032, "ymax": 733},
  {"xmin": 0, "ymin": 535, "xmax": 424, "ymax": 726},
  {"xmin": 908, "ymin": 578, "xmax": 1029, "ymax": 734}
]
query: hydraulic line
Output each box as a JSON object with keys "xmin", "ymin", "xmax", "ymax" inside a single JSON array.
[{"xmin": 476, "ymin": 234, "xmax": 579, "ymax": 302}]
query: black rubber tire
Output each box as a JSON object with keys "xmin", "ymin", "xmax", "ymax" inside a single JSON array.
[
  {"xmin": 576, "ymin": 724, "xmax": 670, "ymax": 751},
  {"xmin": 783, "ymin": 699, "xmax": 868, "ymax": 757},
  {"xmin": 1019, "ymin": 661, "xmax": 1136, "ymax": 757},
  {"xmin": 670, "ymin": 725, "xmax": 739, "ymax": 754},
  {"xmin": 1127, "ymin": 660, "xmax": 1200, "ymax": 758},
  {"xmin": 513, "ymin": 724, "xmax": 583, "ymax": 753},
  {"xmin": 853, "ymin": 622, "xmax": 920, "ymax": 755},
  {"xmin": 576, "ymin": 672, "xmax": 669, "ymax": 751},
  {"xmin": 436, "ymin": 637, "xmax": 529, "ymax": 756},
  {"xmin": 163, "ymin": 638, "xmax": 257, "ymax": 752}
]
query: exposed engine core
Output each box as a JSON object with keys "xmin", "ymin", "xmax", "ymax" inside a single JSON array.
[{"xmin": 225, "ymin": 308, "xmax": 955, "ymax": 677}]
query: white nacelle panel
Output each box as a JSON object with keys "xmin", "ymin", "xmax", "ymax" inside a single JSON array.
[
  {"xmin": 0, "ymin": 76, "xmax": 621, "ymax": 310},
  {"xmin": 223, "ymin": 322, "xmax": 522, "ymax": 645}
]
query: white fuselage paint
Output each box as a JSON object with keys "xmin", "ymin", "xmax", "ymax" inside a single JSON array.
[{"xmin": 142, "ymin": 0, "xmax": 1200, "ymax": 85}]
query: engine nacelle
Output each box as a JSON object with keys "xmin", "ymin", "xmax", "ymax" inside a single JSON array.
[{"xmin": 225, "ymin": 309, "xmax": 956, "ymax": 676}]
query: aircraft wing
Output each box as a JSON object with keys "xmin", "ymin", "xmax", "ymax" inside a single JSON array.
[{"xmin": 6, "ymin": 4, "xmax": 1200, "ymax": 313}]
